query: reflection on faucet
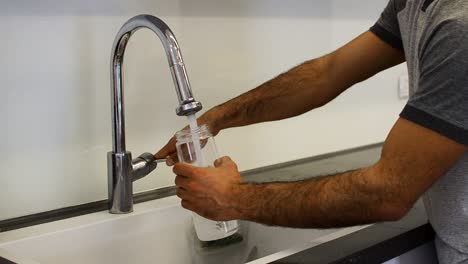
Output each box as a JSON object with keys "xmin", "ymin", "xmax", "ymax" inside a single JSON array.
[{"xmin": 107, "ymin": 14, "xmax": 203, "ymax": 214}]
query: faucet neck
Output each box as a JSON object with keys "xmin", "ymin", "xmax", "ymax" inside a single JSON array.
[{"xmin": 110, "ymin": 14, "xmax": 202, "ymax": 153}]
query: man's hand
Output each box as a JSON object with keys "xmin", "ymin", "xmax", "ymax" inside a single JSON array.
[
  {"xmin": 173, "ymin": 156, "xmax": 244, "ymax": 221},
  {"xmin": 173, "ymin": 118, "xmax": 466, "ymax": 228}
]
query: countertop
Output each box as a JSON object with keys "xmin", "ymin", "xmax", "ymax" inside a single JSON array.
[{"xmin": 271, "ymin": 201, "xmax": 431, "ymax": 263}]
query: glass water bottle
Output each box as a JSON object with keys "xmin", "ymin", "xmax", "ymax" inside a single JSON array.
[{"xmin": 175, "ymin": 124, "xmax": 240, "ymax": 241}]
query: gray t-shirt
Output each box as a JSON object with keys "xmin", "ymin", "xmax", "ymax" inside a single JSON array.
[{"xmin": 371, "ymin": 0, "xmax": 468, "ymax": 263}]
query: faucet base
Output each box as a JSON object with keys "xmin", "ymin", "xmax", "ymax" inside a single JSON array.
[{"xmin": 107, "ymin": 151, "xmax": 134, "ymax": 214}]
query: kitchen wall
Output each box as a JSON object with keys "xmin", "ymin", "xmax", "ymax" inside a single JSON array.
[{"xmin": 0, "ymin": 0, "xmax": 406, "ymax": 220}]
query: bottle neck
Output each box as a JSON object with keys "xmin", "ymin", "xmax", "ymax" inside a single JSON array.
[{"xmin": 175, "ymin": 124, "xmax": 212, "ymax": 144}]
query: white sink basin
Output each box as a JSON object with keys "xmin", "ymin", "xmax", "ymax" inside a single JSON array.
[{"xmin": 0, "ymin": 196, "xmax": 367, "ymax": 264}]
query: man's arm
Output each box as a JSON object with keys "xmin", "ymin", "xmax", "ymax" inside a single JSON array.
[
  {"xmin": 173, "ymin": 118, "xmax": 467, "ymax": 227},
  {"xmin": 207, "ymin": 31, "xmax": 405, "ymax": 131},
  {"xmin": 156, "ymin": 31, "xmax": 405, "ymax": 161}
]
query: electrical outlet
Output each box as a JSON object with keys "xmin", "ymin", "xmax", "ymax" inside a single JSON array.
[{"xmin": 398, "ymin": 73, "xmax": 409, "ymax": 99}]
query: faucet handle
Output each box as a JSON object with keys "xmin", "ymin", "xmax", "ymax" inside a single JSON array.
[
  {"xmin": 132, "ymin": 152, "xmax": 160, "ymax": 182},
  {"xmin": 155, "ymin": 158, "xmax": 167, "ymax": 164}
]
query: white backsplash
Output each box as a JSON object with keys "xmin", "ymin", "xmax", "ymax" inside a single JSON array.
[{"xmin": 0, "ymin": 0, "xmax": 405, "ymax": 220}]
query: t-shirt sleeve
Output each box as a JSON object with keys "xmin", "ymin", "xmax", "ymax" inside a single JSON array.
[
  {"xmin": 400, "ymin": 20, "xmax": 468, "ymax": 145},
  {"xmin": 370, "ymin": 0, "xmax": 404, "ymax": 51}
]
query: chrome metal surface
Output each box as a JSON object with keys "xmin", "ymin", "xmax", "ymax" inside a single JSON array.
[
  {"xmin": 176, "ymin": 101, "xmax": 203, "ymax": 116},
  {"xmin": 108, "ymin": 14, "xmax": 203, "ymax": 214},
  {"xmin": 155, "ymin": 159, "xmax": 167, "ymax": 164},
  {"xmin": 132, "ymin": 153, "xmax": 158, "ymax": 182},
  {"xmin": 107, "ymin": 152, "xmax": 133, "ymax": 213}
]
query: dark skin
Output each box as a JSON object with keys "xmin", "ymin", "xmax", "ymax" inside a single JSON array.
[{"xmin": 156, "ymin": 31, "xmax": 467, "ymax": 228}]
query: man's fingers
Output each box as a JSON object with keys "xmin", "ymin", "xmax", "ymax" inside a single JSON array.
[
  {"xmin": 176, "ymin": 187, "xmax": 184, "ymax": 198},
  {"xmin": 166, "ymin": 153, "xmax": 179, "ymax": 166},
  {"xmin": 176, "ymin": 187, "xmax": 192, "ymax": 199},
  {"xmin": 155, "ymin": 136, "xmax": 176, "ymax": 159},
  {"xmin": 173, "ymin": 162, "xmax": 198, "ymax": 178},
  {"xmin": 166, "ymin": 158, "xmax": 174, "ymax": 166},
  {"xmin": 174, "ymin": 175, "xmax": 190, "ymax": 188},
  {"xmin": 214, "ymin": 156, "xmax": 233, "ymax": 168},
  {"xmin": 155, "ymin": 136, "xmax": 179, "ymax": 166},
  {"xmin": 181, "ymin": 199, "xmax": 195, "ymax": 211}
]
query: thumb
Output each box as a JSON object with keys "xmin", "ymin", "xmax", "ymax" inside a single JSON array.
[{"xmin": 214, "ymin": 156, "xmax": 234, "ymax": 168}]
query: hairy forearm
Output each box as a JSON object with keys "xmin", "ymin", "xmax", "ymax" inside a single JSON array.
[
  {"xmin": 234, "ymin": 167, "xmax": 407, "ymax": 228},
  {"xmin": 197, "ymin": 31, "xmax": 405, "ymax": 134},
  {"xmin": 203, "ymin": 54, "xmax": 347, "ymax": 132}
]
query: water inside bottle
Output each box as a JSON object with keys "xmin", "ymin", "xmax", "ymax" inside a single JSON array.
[{"xmin": 187, "ymin": 114, "xmax": 204, "ymax": 166}]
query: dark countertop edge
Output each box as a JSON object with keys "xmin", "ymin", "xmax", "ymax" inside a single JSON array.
[
  {"xmin": 0, "ymin": 256, "xmax": 15, "ymax": 264},
  {"xmin": 331, "ymin": 223, "xmax": 434, "ymax": 264},
  {"xmin": 271, "ymin": 219, "xmax": 433, "ymax": 264},
  {"xmin": 241, "ymin": 142, "xmax": 383, "ymax": 177}
]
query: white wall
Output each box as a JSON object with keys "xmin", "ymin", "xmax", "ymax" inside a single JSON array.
[{"xmin": 0, "ymin": 0, "xmax": 406, "ymax": 220}]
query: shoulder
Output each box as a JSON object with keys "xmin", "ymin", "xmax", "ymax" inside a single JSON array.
[
  {"xmin": 421, "ymin": 7, "xmax": 468, "ymax": 60},
  {"xmin": 429, "ymin": 0, "xmax": 468, "ymax": 31}
]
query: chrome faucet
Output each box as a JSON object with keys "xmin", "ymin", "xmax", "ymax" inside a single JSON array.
[{"xmin": 108, "ymin": 14, "xmax": 202, "ymax": 214}]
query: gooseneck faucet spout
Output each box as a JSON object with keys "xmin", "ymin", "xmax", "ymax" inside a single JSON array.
[{"xmin": 108, "ymin": 14, "xmax": 203, "ymax": 214}]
